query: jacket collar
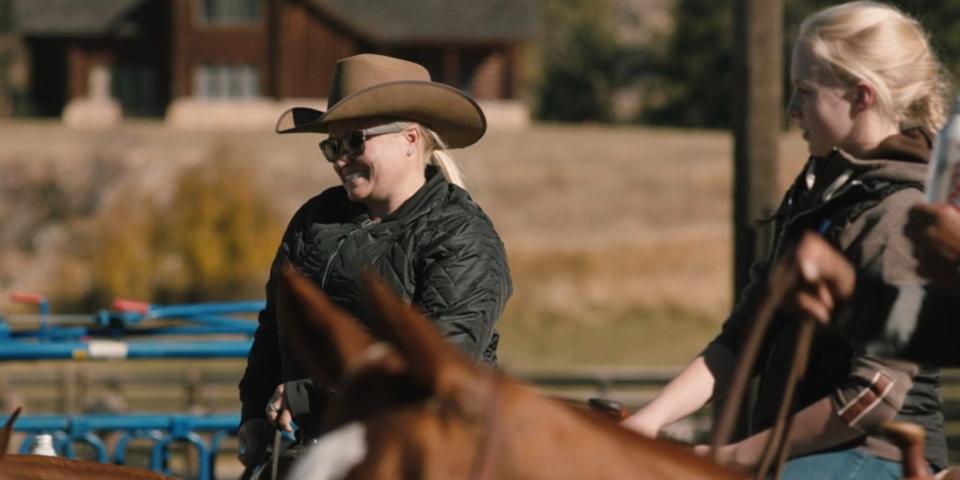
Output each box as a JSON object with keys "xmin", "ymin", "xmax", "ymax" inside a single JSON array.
[
  {"xmin": 782, "ymin": 129, "xmax": 929, "ymax": 219},
  {"xmin": 378, "ymin": 165, "xmax": 447, "ymax": 224},
  {"xmin": 806, "ymin": 128, "xmax": 930, "ymax": 196}
]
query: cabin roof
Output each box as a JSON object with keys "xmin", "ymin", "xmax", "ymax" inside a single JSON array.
[
  {"xmin": 13, "ymin": 0, "xmax": 149, "ymax": 35},
  {"xmin": 308, "ymin": 0, "xmax": 538, "ymax": 43},
  {"xmin": 13, "ymin": 0, "xmax": 538, "ymax": 41}
]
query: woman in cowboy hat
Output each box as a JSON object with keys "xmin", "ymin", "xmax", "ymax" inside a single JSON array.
[{"xmin": 237, "ymin": 53, "xmax": 512, "ymax": 468}]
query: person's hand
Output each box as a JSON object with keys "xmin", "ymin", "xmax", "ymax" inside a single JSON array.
[
  {"xmin": 906, "ymin": 203, "xmax": 960, "ymax": 282},
  {"xmin": 265, "ymin": 383, "xmax": 294, "ymax": 432},
  {"xmin": 695, "ymin": 443, "xmax": 757, "ymax": 473},
  {"xmin": 771, "ymin": 232, "xmax": 855, "ymax": 325},
  {"xmin": 237, "ymin": 417, "xmax": 272, "ymax": 467}
]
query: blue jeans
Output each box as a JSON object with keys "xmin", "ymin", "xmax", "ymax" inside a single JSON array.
[{"xmin": 776, "ymin": 450, "xmax": 902, "ymax": 480}]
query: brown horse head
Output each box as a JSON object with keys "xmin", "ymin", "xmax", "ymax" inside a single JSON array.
[{"xmin": 278, "ymin": 267, "xmax": 745, "ymax": 480}]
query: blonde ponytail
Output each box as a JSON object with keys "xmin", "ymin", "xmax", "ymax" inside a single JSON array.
[{"xmin": 417, "ymin": 124, "xmax": 466, "ymax": 189}]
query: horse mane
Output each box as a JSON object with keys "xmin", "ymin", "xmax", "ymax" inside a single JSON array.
[{"xmin": 1, "ymin": 407, "xmax": 22, "ymax": 459}]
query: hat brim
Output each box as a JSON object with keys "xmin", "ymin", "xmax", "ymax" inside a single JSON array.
[{"xmin": 275, "ymin": 81, "xmax": 486, "ymax": 148}]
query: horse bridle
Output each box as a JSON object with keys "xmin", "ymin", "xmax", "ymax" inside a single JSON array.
[
  {"xmin": 467, "ymin": 373, "xmax": 503, "ymax": 480},
  {"xmin": 322, "ymin": 341, "xmax": 506, "ymax": 480}
]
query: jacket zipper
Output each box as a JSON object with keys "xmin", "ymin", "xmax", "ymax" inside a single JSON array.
[
  {"xmin": 770, "ymin": 179, "xmax": 864, "ymax": 261},
  {"xmin": 320, "ymin": 218, "xmax": 376, "ymax": 288}
]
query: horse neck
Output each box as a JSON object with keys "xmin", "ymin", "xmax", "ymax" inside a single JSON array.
[
  {"xmin": 0, "ymin": 456, "xmax": 170, "ymax": 480},
  {"xmin": 491, "ymin": 389, "xmax": 744, "ymax": 480}
]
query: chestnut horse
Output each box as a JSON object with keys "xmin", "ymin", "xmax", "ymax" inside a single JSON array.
[
  {"xmin": 0, "ymin": 408, "xmax": 172, "ymax": 479},
  {"xmin": 274, "ymin": 267, "xmax": 745, "ymax": 480}
]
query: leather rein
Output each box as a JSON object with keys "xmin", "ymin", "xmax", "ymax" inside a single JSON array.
[{"xmin": 710, "ymin": 273, "xmax": 817, "ymax": 480}]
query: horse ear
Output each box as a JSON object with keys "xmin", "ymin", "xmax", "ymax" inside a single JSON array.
[
  {"xmin": 0, "ymin": 407, "xmax": 21, "ymax": 459},
  {"xmin": 362, "ymin": 272, "xmax": 477, "ymax": 392},
  {"xmin": 278, "ymin": 264, "xmax": 376, "ymax": 385}
]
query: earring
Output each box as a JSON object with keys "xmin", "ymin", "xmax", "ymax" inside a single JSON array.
[{"xmin": 406, "ymin": 149, "xmax": 414, "ymax": 156}]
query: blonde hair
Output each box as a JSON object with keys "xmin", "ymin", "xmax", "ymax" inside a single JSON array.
[
  {"xmin": 798, "ymin": 1, "xmax": 950, "ymax": 132},
  {"xmin": 416, "ymin": 123, "xmax": 466, "ymax": 189}
]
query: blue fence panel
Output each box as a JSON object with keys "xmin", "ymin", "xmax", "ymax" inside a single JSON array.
[
  {"xmin": 0, "ymin": 339, "xmax": 254, "ymax": 360},
  {"xmin": 0, "ymin": 299, "xmax": 266, "ymax": 478},
  {"xmin": 4, "ymin": 413, "xmax": 241, "ymax": 480}
]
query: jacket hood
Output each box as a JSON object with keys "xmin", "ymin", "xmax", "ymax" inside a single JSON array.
[{"xmin": 831, "ymin": 128, "xmax": 931, "ymax": 185}]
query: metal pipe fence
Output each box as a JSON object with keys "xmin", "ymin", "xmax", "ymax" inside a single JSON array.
[{"xmin": 4, "ymin": 366, "xmax": 960, "ymax": 478}]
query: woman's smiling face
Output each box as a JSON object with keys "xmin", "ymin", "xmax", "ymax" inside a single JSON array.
[
  {"xmin": 325, "ymin": 118, "xmax": 419, "ymax": 209},
  {"xmin": 787, "ymin": 42, "xmax": 857, "ymax": 157}
]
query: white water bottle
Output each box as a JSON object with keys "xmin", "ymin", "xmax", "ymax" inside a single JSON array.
[
  {"xmin": 925, "ymin": 96, "xmax": 960, "ymax": 204},
  {"xmin": 30, "ymin": 433, "xmax": 58, "ymax": 456}
]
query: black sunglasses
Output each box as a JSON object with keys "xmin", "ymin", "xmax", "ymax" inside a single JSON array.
[{"xmin": 318, "ymin": 123, "xmax": 408, "ymax": 162}]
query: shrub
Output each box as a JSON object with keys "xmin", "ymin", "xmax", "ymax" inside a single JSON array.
[{"xmin": 86, "ymin": 145, "xmax": 284, "ymax": 306}]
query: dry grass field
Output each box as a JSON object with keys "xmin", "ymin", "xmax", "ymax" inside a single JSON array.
[
  {"xmin": 468, "ymin": 125, "xmax": 810, "ymax": 366},
  {"xmin": 6, "ymin": 121, "xmax": 960, "ymax": 473},
  {"xmin": 0, "ymin": 120, "xmax": 811, "ymax": 367}
]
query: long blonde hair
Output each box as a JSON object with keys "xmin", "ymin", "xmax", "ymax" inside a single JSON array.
[
  {"xmin": 798, "ymin": 1, "xmax": 950, "ymax": 132},
  {"xmin": 416, "ymin": 123, "xmax": 466, "ymax": 189}
]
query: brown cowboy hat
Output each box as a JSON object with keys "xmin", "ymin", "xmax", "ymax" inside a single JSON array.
[{"xmin": 275, "ymin": 54, "xmax": 486, "ymax": 148}]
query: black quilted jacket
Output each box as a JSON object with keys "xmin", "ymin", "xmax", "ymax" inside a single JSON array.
[{"xmin": 239, "ymin": 166, "xmax": 512, "ymax": 425}]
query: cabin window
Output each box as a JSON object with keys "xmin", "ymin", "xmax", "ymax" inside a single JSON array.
[
  {"xmin": 193, "ymin": 64, "xmax": 260, "ymax": 99},
  {"xmin": 200, "ymin": 0, "xmax": 259, "ymax": 25}
]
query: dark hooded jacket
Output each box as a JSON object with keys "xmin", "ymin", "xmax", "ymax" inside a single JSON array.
[
  {"xmin": 710, "ymin": 130, "xmax": 947, "ymax": 469},
  {"xmin": 838, "ymin": 276, "xmax": 960, "ymax": 365},
  {"xmin": 239, "ymin": 166, "xmax": 512, "ymax": 429}
]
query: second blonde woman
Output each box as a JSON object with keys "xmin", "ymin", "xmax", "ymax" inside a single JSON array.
[{"xmin": 624, "ymin": 2, "xmax": 950, "ymax": 477}]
